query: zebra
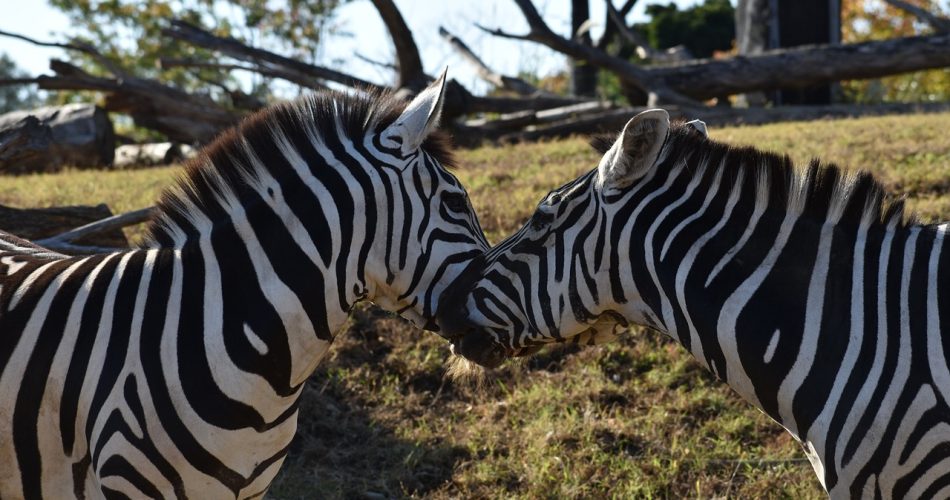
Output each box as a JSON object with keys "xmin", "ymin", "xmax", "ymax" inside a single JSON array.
[
  {"xmin": 0, "ymin": 71, "xmax": 489, "ymax": 499},
  {"xmin": 439, "ymin": 109, "xmax": 950, "ymax": 497}
]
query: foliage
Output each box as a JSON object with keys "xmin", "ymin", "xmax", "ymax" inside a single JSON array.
[
  {"xmin": 636, "ymin": 0, "xmax": 735, "ymax": 59},
  {"xmin": 46, "ymin": 0, "xmax": 342, "ymax": 98},
  {"xmin": 841, "ymin": 0, "xmax": 950, "ymax": 102},
  {"xmin": 0, "ymin": 53, "xmax": 41, "ymax": 113}
]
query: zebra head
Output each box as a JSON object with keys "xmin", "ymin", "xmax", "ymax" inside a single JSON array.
[
  {"xmin": 440, "ymin": 109, "xmax": 706, "ymax": 367},
  {"xmin": 360, "ymin": 71, "xmax": 491, "ymax": 331}
]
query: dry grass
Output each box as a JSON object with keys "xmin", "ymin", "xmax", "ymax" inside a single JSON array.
[{"xmin": 2, "ymin": 111, "xmax": 949, "ymax": 498}]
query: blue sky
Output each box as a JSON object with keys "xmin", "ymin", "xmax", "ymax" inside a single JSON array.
[{"xmin": 0, "ymin": 0, "xmax": 704, "ymax": 95}]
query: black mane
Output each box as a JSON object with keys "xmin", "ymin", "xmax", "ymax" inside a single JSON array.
[
  {"xmin": 145, "ymin": 89, "xmax": 455, "ymax": 246},
  {"xmin": 593, "ymin": 120, "xmax": 910, "ymax": 230}
]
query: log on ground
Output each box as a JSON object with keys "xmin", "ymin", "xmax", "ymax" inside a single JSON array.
[
  {"xmin": 0, "ymin": 103, "xmax": 115, "ymax": 173},
  {"xmin": 0, "ymin": 203, "xmax": 129, "ymax": 248}
]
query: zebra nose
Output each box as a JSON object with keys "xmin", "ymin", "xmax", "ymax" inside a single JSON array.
[{"xmin": 453, "ymin": 330, "xmax": 507, "ymax": 369}]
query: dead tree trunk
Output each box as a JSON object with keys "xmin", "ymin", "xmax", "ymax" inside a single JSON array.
[
  {"xmin": 570, "ymin": 0, "xmax": 598, "ymax": 97},
  {"xmin": 0, "ymin": 104, "xmax": 114, "ymax": 173}
]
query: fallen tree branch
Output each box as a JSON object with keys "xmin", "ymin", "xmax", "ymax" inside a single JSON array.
[
  {"xmin": 648, "ymin": 33, "xmax": 950, "ymax": 100},
  {"xmin": 464, "ymin": 100, "xmax": 613, "ymax": 131},
  {"xmin": 494, "ymin": 102, "xmax": 950, "ymax": 142},
  {"xmin": 36, "ymin": 206, "xmax": 153, "ymax": 253},
  {"xmin": 36, "ymin": 59, "xmax": 239, "ymax": 144}
]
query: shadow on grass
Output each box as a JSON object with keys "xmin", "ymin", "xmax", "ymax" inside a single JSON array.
[
  {"xmin": 268, "ymin": 374, "xmax": 469, "ymax": 499},
  {"xmin": 267, "ymin": 305, "xmax": 471, "ymax": 499}
]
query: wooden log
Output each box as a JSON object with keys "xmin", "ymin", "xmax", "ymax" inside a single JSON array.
[
  {"xmin": 0, "ymin": 203, "xmax": 129, "ymax": 248},
  {"xmin": 494, "ymin": 102, "xmax": 950, "ymax": 142},
  {"xmin": 489, "ymin": 1, "xmax": 950, "ymax": 103},
  {"xmin": 464, "ymin": 101, "xmax": 613, "ymax": 130},
  {"xmin": 645, "ymin": 34, "xmax": 950, "ymax": 101},
  {"xmin": 0, "ymin": 104, "xmax": 115, "ymax": 173},
  {"xmin": 33, "ymin": 60, "xmax": 239, "ymax": 145},
  {"xmin": 113, "ymin": 142, "xmax": 195, "ymax": 168}
]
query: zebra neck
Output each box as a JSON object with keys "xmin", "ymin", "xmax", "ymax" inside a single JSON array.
[
  {"xmin": 157, "ymin": 192, "xmax": 360, "ymax": 389},
  {"xmin": 628, "ymin": 180, "xmax": 921, "ymax": 442}
]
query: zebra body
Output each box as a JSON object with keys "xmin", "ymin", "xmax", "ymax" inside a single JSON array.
[
  {"xmin": 442, "ymin": 110, "xmax": 950, "ymax": 497},
  {"xmin": 0, "ymin": 73, "xmax": 488, "ymax": 498}
]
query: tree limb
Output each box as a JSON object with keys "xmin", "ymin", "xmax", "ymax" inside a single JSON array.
[
  {"xmin": 369, "ymin": 0, "xmax": 428, "ymax": 89},
  {"xmin": 355, "ymin": 53, "xmax": 398, "ymax": 71},
  {"xmin": 163, "ymin": 20, "xmax": 383, "ymax": 91},
  {"xmin": 0, "ymin": 29, "xmax": 128, "ymax": 77},
  {"xmin": 438, "ymin": 26, "xmax": 542, "ymax": 96},
  {"xmin": 596, "ymin": 0, "xmax": 638, "ymax": 51},
  {"xmin": 159, "ymin": 57, "xmax": 329, "ymax": 91},
  {"xmin": 605, "ymin": 0, "xmax": 658, "ymax": 58},
  {"xmin": 884, "ymin": 0, "xmax": 950, "ymax": 33},
  {"xmin": 480, "ymin": 0, "xmax": 699, "ymax": 106}
]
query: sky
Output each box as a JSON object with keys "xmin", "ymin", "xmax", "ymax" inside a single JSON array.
[{"xmin": 0, "ymin": 0, "xmax": 705, "ymax": 95}]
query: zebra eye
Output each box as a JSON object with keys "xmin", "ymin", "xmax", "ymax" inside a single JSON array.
[
  {"xmin": 443, "ymin": 192, "xmax": 469, "ymax": 213},
  {"xmin": 531, "ymin": 210, "xmax": 554, "ymax": 230}
]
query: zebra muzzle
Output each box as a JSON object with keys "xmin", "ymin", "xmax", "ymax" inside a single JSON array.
[{"xmin": 450, "ymin": 330, "xmax": 508, "ymax": 369}]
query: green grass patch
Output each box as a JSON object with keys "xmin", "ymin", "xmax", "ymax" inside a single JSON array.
[{"xmin": 3, "ymin": 112, "xmax": 949, "ymax": 498}]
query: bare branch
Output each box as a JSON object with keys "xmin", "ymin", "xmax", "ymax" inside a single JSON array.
[
  {"xmin": 0, "ymin": 29, "xmax": 128, "ymax": 77},
  {"xmin": 884, "ymin": 0, "xmax": 950, "ymax": 33},
  {"xmin": 159, "ymin": 57, "xmax": 330, "ymax": 91},
  {"xmin": 606, "ymin": 1, "xmax": 657, "ymax": 58},
  {"xmin": 163, "ymin": 20, "xmax": 382, "ymax": 91},
  {"xmin": 439, "ymin": 26, "xmax": 541, "ymax": 95},
  {"xmin": 596, "ymin": 0, "xmax": 638, "ymax": 50},
  {"xmin": 369, "ymin": 0, "xmax": 428, "ymax": 89},
  {"xmin": 355, "ymin": 53, "xmax": 397, "ymax": 71},
  {"xmin": 473, "ymin": 23, "xmax": 532, "ymax": 42},
  {"xmin": 0, "ymin": 78, "xmax": 43, "ymax": 86}
]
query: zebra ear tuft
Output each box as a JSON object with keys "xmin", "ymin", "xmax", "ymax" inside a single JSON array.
[
  {"xmin": 384, "ymin": 68, "xmax": 448, "ymax": 156},
  {"xmin": 598, "ymin": 109, "xmax": 670, "ymax": 189}
]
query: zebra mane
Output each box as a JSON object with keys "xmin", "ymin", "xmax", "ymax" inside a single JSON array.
[
  {"xmin": 593, "ymin": 121, "xmax": 911, "ymax": 230},
  {"xmin": 144, "ymin": 88, "xmax": 455, "ymax": 247}
]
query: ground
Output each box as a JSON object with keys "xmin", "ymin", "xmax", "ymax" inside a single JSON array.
[{"xmin": 3, "ymin": 112, "xmax": 949, "ymax": 498}]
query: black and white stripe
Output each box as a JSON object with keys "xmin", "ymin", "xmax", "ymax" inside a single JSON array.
[
  {"xmin": 443, "ymin": 109, "xmax": 950, "ymax": 497},
  {"xmin": 0, "ymin": 73, "xmax": 488, "ymax": 498}
]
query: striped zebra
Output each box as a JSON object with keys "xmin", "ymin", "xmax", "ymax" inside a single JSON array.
[
  {"xmin": 440, "ymin": 109, "xmax": 950, "ymax": 497},
  {"xmin": 0, "ymin": 72, "xmax": 489, "ymax": 499}
]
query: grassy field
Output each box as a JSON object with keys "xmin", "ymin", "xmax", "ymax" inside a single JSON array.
[{"xmin": 3, "ymin": 112, "xmax": 950, "ymax": 498}]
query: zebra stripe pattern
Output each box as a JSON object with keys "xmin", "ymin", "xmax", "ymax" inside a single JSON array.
[
  {"xmin": 0, "ymin": 73, "xmax": 488, "ymax": 498},
  {"xmin": 441, "ymin": 109, "xmax": 950, "ymax": 497}
]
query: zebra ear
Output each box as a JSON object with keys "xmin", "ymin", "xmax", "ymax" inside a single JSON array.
[
  {"xmin": 383, "ymin": 68, "xmax": 448, "ymax": 156},
  {"xmin": 598, "ymin": 108, "xmax": 670, "ymax": 189},
  {"xmin": 686, "ymin": 118, "xmax": 707, "ymax": 137}
]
